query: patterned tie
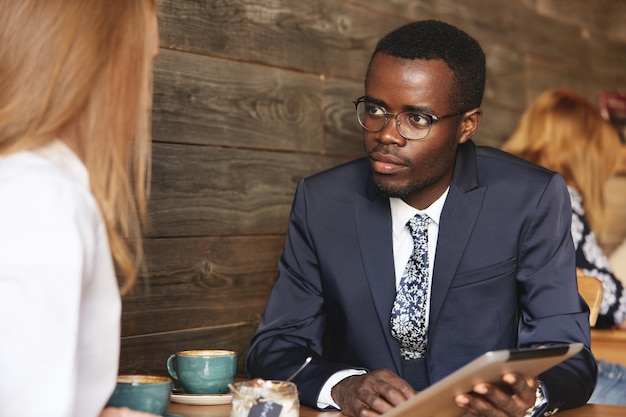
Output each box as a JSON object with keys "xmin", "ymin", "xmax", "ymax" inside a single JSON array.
[{"xmin": 391, "ymin": 213, "xmax": 431, "ymax": 360}]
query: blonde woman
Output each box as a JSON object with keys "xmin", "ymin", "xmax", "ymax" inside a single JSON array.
[
  {"xmin": 0, "ymin": 0, "xmax": 159, "ymax": 416},
  {"xmin": 503, "ymin": 89, "xmax": 626, "ymax": 329},
  {"xmin": 503, "ymin": 88, "xmax": 626, "ymax": 405}
]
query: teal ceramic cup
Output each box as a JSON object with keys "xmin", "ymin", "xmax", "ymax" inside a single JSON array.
[
  {"xmin": 166, "ymin": 349, "xmax": 237, "ymax": 394},
  {"xmin": 106, "ymin": 375, "xmax": 172, "ymax": 415}
]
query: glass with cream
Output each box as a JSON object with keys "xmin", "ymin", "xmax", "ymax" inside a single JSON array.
[{"xmin": 230, "ymin": 379, "xmax": 299, "ymax": 417}]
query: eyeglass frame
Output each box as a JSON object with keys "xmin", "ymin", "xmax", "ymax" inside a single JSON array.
[{"xmin": 352, "ymin": 96, "xmax": 465, "ymax": 140}]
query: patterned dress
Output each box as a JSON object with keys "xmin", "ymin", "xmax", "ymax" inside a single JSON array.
[{"xmin": 569, "ymin": 186, "xmax": 626, "ymax": 328}]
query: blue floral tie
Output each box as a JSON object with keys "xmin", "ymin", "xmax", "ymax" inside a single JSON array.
[{"xmin": 391, "ymin": 213, "xmax": 431, "ymax": 360}]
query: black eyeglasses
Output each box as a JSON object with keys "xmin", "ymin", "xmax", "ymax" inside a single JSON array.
[{"xmin": 353, "ymin": 96, "xmax": 462, "ymax": 140}]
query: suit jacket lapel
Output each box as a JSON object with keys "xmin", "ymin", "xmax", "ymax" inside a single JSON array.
[
  {"xmin": 355, "ymin": 179, "xmax": 402, "ymax": 373},
  {"xmin": 429, "ymin": 141, "xmax": 486, "ymax": 329}
]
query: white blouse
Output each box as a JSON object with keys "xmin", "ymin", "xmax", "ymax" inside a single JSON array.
[{"xmin": 0, "ymin": 141, "xmax": 121, "ymax": 417}]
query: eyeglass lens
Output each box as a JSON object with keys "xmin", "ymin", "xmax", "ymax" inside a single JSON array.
[{"xmin": 355, "ymin": 101, "xmax": 432, "ymax": 140}]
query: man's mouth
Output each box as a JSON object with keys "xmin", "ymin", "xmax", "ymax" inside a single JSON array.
[{"xmin": 368, "ymin": 151, "xmax": 408, "ymax": 174}]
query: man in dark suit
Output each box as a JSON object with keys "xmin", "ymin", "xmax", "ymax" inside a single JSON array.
[{"xmin": 246, "ymin": 20, "xmax": 596, "ymax": 417}]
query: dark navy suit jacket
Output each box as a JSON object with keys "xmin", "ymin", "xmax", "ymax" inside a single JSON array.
[{"xmin": 246, "ymin": 141, "xmax": 597, "ymax": 414}]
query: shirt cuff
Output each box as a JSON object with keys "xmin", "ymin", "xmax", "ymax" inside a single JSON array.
[{"xmin": 316, "ymin": 369, "xmax": 368, "ymax": 409}]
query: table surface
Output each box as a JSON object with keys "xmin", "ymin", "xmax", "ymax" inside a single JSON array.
[
  {"xmin": 591, "ymin": 329, "xmax": 626, "ymax": 341},
  {"xmin": 591, "ymin": 328, "xmax": 626, "ymax": 366},
  {"xmin": 168, "ymin": 401, "xmax": 626, "ymax": 417}
]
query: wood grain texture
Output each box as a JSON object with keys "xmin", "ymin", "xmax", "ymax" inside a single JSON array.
[
  {"xmin": 482, "ymin": 42, "xmax": 526, "ymax": 111},
  {"xmin": 147, "ymin": 142, "xmax": 354, "ymax": 237},
  {"xmin": 153, "ymin": 49, "xmax": 325, "ymax": 152},
  {"xmin": 476, "ymin": 102, "xmax": 523, "ymax": 147},
  {"xmin": 536, "ymin": 0, "xmax": 626, "ymax": 43},
  {"xmin": 322, "ymin": 77, "xmax": 364, "ymax": 156},
  {"xmin": 122, "ymin": 236, "xmax": 284, "ymax": 335},
  {"xmin": 120, "ymin": 323, "xmax": 258, "ymax": 377},
  {"xmin": 157, "ymin": 0, "xmax": 405, "ymax": 80},
  {"xmin": 351, "ymin": 0, "xmax": 589, "ymax": 68},
  {"xmin": 119, "ymin": 236, "xmax": 284, "ymax": 376}
]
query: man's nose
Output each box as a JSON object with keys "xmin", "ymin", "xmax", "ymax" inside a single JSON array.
[{"xmin": 377, "ymin": 117, "xmax": 407, "ymax": 145}]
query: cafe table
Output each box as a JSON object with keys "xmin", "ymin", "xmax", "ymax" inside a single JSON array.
[
  {"xmin": 168, "ymin": 401, "xmax": 626, "ymax": 417},
  {"xmin": 591, "ymin": 328, "xmax": 626, "ymax": 367}
]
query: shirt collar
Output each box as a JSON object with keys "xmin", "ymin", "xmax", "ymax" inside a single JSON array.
[{"xmin": 390, "ymin": 187, "xmax": 449, "ymax": 236}]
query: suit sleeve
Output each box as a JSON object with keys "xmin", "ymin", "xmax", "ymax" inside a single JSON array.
[
  {"xmin": 246, "ymin": 179, "xmax": 363, "ymax": 408},
  {"xmin": 516, "ymin": 173, "xmax": 597, "ymax": 413}
]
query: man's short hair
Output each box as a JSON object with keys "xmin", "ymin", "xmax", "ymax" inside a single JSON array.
[{"xmin": 367, "ymin": 20, "xmax": 486, "ymax": 113}]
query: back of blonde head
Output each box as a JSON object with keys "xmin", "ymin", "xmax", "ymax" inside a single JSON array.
[
  {"xmin": 503, "ymin": 89, "xmax": 622, "ymax": 232},
  {"xmin": 0, "ymin": 0, "xmax": 157, "ymax": 292}
]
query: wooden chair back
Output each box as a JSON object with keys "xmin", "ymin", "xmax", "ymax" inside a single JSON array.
[{"xmin": 577, "ymin": 268, "xmax": 604, "ymax": 327}]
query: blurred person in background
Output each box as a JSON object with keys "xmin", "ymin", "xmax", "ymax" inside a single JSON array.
[
  {"xmin": 503, "ymin": 88, "xmax": 626, "ymax": 405},
  {"xmin": 0, "ymin": 0, "xmax": 159, "ymax": 416}
]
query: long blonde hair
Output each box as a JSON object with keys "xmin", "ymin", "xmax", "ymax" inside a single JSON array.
[
  {"xmin": 0, "ymin": 0, "xmax": 157, "ymax": 293},
  {"xmin": 503, "ymin": 89, "xmax": 622, "ymax": 232}
]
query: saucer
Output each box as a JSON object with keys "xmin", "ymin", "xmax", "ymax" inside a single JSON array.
[{"xmin": 170, "ymin": 392, "xmax": 232, "ymax": 406}]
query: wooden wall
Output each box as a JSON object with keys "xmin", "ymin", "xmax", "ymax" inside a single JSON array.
[{"xmin": 119, "ymin": 0, "xmax": 626, "ymax": 377}]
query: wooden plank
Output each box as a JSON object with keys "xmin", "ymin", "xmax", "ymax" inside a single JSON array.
[
  {"xmin": 475, "ymin": 102, "xmax": 523, "ymax": 148},
  {"xmin": 322, "ymin": 78, "xmax": 365, "ymax": 156},
  {"xmin": 536, "ymin": 0, "xmax": 626, "ymax": 43},
  {"xmin": 119, "ymin": 323, "xmax": 258, "ymax": 377},
  {"xmin": 147, "ymin": 142, "xmax": 353, "ymax": 237},
  {"xmin": 121, "ymin": 236, "xmax": 284, "ymax": 336},
  {"xmin": 524, "ymin": 57, "xmax": 600, "ymax": 104},
  {"xmin": 154, "ymin": 48, "xmax": 372, "ymax": 157},
  {"xmin": 157, "ymin": 0, "xmax": 405, "ymax": 80},
  {"xmin": 482, "ymin": 42, "xmax": 526, "ymax": 112},
  {"xmin": 153, "ymin": 49, "xmax": 324, "ymax": 152},
  {"xmin": 586, "ymin": 35, "xmax": 626, "ymax": 79},
  {"xmin": 351, "ymin": 0, "xmax": 589, "ymax": 69},
  {"xmin": 120, "ymin": 236, "xmax": 286, "ymax": 376}
]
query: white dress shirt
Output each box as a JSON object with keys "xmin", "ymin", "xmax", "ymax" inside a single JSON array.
[
  {"xmin": 317, "ymin": 189, "xmax": 449, "ymax": 408},
  {"xmin": 0, "ymin": 141, "xmax": 121, "ymax": 417}
]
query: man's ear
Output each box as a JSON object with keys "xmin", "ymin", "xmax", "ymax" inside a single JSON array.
[{"xmin": 457, "ymin": 108, "xmax": 482, "ymax": 144}]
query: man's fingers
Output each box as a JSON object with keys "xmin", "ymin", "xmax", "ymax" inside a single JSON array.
[
  {"xmin": 331, "ymin": 369, "xmax": 416, "ymax": 417},
  {"xmin": 454, "ymin": 374, "xmax": 538, "ymax": 417}
]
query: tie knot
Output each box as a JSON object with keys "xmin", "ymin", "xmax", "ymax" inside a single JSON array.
[{"xmin": 406, "ymin": 213, "xmax": 430, "ymax": 239}]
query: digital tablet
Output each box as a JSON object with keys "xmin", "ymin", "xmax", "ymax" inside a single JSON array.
[{"xmin": 383, "ymin": 343, "xmax": 583, "ymax": 417}]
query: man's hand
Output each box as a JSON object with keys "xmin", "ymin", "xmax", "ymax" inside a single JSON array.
[
  {"xmin": 455, "ymin": 373, "xmax": 539, "ymax": 417},
  {"xmin": 330, "ymin": 369, "xmax": 416, "ymax": 417}
]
